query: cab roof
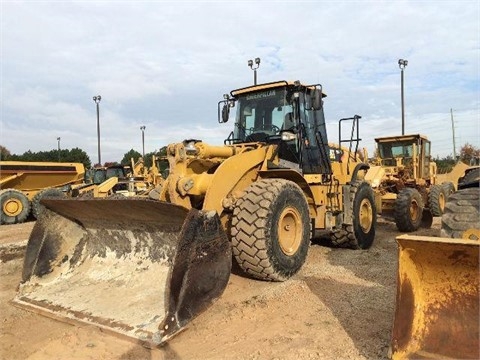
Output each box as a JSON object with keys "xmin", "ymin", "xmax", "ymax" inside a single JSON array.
[
  {"xmin": 375, "ymin": 134, "xmax": 430, "ymax": 143},
  {"xmin": 231, "ymin": 80, "xmax": 327, "ymax": 98}
]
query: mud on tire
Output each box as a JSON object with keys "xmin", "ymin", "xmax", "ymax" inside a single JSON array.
[
  {"xmin": 441, "ymin": 187, "xmax": 480, "ymax": 239},
  {"xmin": 394, "ymin": 188, "xmax": 424, "ymax": 232},
  {"xmin": 331, "ymin": 181, "xmax": 376, "ymax": 249},
  {"xmin": 231, "ymin": 179, "xmax": 310, "ymax": 281}
]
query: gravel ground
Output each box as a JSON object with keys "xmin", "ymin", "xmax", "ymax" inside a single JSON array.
[{"xmin": 0, "ymin": 217, "xmax": 441, "ymax": 360}]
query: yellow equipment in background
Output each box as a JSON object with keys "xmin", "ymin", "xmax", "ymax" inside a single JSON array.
[
  {"xmin": 0, "ymin": 161, "xmax": 85, "ymax": 224},
  {"xmin": 365, "ymin": 134, "xmax": 455, "ymax": 232}
]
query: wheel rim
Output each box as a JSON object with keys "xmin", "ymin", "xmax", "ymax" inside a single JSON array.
[
  {"xmin": 439, "ymin": 192, "xmax": 445, "ymax": 211},
  {"xmin": 359, "ymin": 198, "xmax": 373, "ymax": 233},
  {"xmin": 3, "ymin": 197, "xmax": 23, "ymax": 217},
  {"xmin": 278, "ymin": 207, "xmax": 302, "ymax": 256},
  {"xmin": 409, "ymin": 199, "xmax": 420, "ymax": 221}
]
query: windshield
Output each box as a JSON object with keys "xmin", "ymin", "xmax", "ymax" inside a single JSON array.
[
  {"xmin": 378, "ymin": 141, "xmax": 413, "ymax": 159},
  {"xmin": 106, "ymin": 167, "xmax": 126, "ymax": 179},
  {"xmin": 233, "ymin": 88, "xmax": 292, "ymax": 142}
]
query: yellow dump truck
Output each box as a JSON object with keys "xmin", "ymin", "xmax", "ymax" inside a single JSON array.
[
  {"xmin": 0, "ymin": 161, "xmax": 85, "ymax": 224},
  {"xmin": 14, "ymin": 80, "xmax": 377, "ymax": 346}
]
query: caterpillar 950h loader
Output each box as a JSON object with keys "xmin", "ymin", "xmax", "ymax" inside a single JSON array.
[{"xmin": 14, "ymin": 80, "xmax": 376, "ymax": 346}]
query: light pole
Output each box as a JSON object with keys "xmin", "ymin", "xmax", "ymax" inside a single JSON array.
[
  {"xmin": 93, "ymin": 95, "xmax": 102, "ymax": 166},
  {"xmin": 140, "ymin": 125, "xmax": 146, "ymax": 158},
  {"xmin": 248, "ymin": 57, "xmax": 261, "ymax": 85},
  {"xmin": 398, "ymin": 59, "xmax": 408, "ymax": 135},
  {"xmin": 57, "ymin": 137, "xmax": 61, "ymax": 162}
]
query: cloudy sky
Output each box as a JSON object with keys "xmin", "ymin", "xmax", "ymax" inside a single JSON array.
[{"xmin": 1, "ymin": 0, "xmax": 479, "ymax": 164}]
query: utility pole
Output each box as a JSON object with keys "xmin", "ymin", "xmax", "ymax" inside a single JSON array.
[
  {"xmin": 140, "ymin": 125, "xmax": 146, "ymax": 158},
  {"xmin": 57, "ymin": 137, "xmax": 61, "ymax": 162},
  {"xmin": 93, "ymin": 95, "xmax": 102, "ymax": 166},
  {"xmin": 398, "ymin": 59, "xmax": 408, "ymax": 135},
  {"xmin": 450, "ymin": 108, "xmax": 457, "ymax": 160}
]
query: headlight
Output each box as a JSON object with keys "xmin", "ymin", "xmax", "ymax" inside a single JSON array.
[{"xmin": 281, "ymin": 132, "xmax": 297, "ymax": 141}]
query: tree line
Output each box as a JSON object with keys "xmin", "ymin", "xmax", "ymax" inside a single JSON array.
[
  {"xmin": 0, "ymin": 145, "xmax": 167, "ymax": 170},
  {"xmin": 1, "ymin": 143, "xmax": 478, "ymax": 173}
]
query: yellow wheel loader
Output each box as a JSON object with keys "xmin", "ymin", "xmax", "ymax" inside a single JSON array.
[
  {"xmin": 391, "ymin": 169, "xmax": 479, "ymax": 359},
  {"xmin": 14, "ymin": 80, "xmax": 377, "ymax": 346}
]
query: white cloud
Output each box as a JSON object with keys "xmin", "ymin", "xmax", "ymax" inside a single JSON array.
[{"xmin": 1, "ymin": 0, "xmax": 479, "ymax": 163}]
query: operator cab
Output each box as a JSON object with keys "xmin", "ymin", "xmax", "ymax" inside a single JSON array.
[
  {"xmin": 219, "ymin": 80, "xmax": 332, "ymax": 175},
  {"xmin": 375, "ymin": 134, "xmax": 432, "ymax": 179}
]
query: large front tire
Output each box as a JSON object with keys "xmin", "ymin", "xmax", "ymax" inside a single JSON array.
[
  {"xmin": 441, "ymin": 188, "xmax": 480, "ymax": 240},
  {"xmin": 331, "ymin": 181, "xmax": 376, "ymax": 249},
  {"xmin": 231, "ymin": 179, "xmax": 310, "ymax": 281},
  {"xmin": 0, "ymin": 189, "xmax": 31, "ymax": 225},
  {"xmin": 394, "ymin": 188, "xmax": 424, "ymax": 232}
]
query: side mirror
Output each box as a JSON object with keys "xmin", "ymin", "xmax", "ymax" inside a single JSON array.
[
  {"xmin": 218, "ymin": 98, "xmax": 235, "ymax": 123},
  {"xmin": 312, "ymin": 89, "xmax": 322, "ymax": 110},
  {"xmin": 221, "ymin": 104, "xmax": 230, "ymax": 123}
]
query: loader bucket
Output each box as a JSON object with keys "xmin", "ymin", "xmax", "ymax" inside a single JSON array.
[
  {"xmin": 391, "ymin": 235, "xmax": 479, "ymax": 359},
  {"xmin": 13, "ymin": 197, "xmax": 232, "ymax": 346}
]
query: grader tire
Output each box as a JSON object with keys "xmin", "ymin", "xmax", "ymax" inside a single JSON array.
[
  {"xmin": 394, "ymin": 188, "xmax": 424, "ymax": 232},
  {"xmin": 331, "ymin": 181, "xmax": 376, "ymax": 249},
  {"xmin": 441, "ymin": 188, "xmax": 480, "ymax": 240},
  {"xmin": 0, "ymin": 189, "xmax": 30, "ymax": 225},
  {"xmin": 429, "ymin": 184, "xmax": 447, "ymax": 217},
  {"xmin": 442, "ymin": 181, "xmax": 455, "ymax": 197},
  {"xmin": 32, "ymin": 188, "xmax": 67, "ymax": 219},
  {"xmin": 231, "ymin": 179, "xmax": 310, "ymax": 281}
]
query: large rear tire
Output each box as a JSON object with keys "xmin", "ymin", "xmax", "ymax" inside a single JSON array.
[
  {"xmin": 441, "ymin": 187, "xmax": 480, "ymax": 240},
  {"xmin": 0, "ymin": 189, "xmax": 30, "ymax": 225},
  {"xmin": 32, "ymin": 188, "xmax": 67, "ymax": 219},
  {"xmin": 429, "ymin": 184, "xmax": 447, "ymax": 216},
  {"xmin": 331, "ymin": 181, "xmax": 376, "ymax": 249},
  {"xmin": 394, "ymin": 188, "xmax": 423, "ymax": 232},
  {"xmin": 231, "ymin": 179, "xmax": 310, "ymax": 281}
]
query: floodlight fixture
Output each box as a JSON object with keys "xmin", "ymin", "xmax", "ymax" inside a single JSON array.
[{"xmin": 248, "ymin": 57, "xmax": 261, "ymax": 85}]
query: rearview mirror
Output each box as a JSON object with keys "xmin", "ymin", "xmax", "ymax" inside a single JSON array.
[{"xmin": 222, "ymin": 104, "xmax": 230, "ymax": 123}]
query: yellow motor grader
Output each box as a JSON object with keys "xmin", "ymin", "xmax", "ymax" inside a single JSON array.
[
  {"xmin": 14, "ymin": 80, "xmax": 376, "ymax": 346},
  {"xmin": 365, "ymin": 134, "xmax": 454, "ymax": 232}
]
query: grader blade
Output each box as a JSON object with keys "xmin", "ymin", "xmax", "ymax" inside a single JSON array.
[
  {"xmin": 391, "ymin": 235, "xmax": 479, "ymax": 360},
  {"xmin": 13, "ymin": 198, "xmax": 232, "ymax": 346}
]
